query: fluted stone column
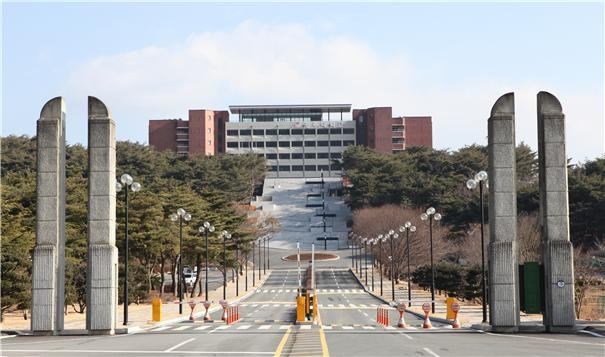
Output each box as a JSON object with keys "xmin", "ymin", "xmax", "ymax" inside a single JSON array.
[
  {"xmin": 86, "ymin": 96, "xmax": 118, "ymax": 335},
  {"xmin": 537, "ymin": 91, "xmax": 576, "ymax": 331},
  {"xmin": 487, "ymin": 93, "xmax": 520, "ymax": 332},
  {"xmin": 32, "ymin": 97, "xmax": 66, "ymax": 335}
]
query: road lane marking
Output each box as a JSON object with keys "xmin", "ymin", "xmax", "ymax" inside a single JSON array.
[
  {"xmin": 423, "ymin": 347, "xmax": 440, "ymax": 357},
  {"xmin": 2, "ymin": 349, "xmax": 274, "ymax": 355},
  {"xmin": 401, "ymin": 333, "xmax": 413, "ymax": 339},
  {"xmin": 342, "ymin": 326, "xmax": 353, "ymax": 330},
  {"xmin": 237, "ymin": 325, "xmax": 252, "ymax": 330},
  {"xmin": 484, "ymin": 332, "xmax": 605, "ymax": 346},
  {"xmin": 279, "ymin": 325, "xmax": 290, "ymax": 329},
  {"xmin": 164, "ymin": 337, "xmax": 195, "ymax": 352},
  {"xmin": 152, "ymin": 326, "xmax": 172, "ymax": 331},
  {"xmin": 172, "ymin": 325, "xmax": 192, "ymax": 331},
  {"xmin": 259, "ymin": 325, "xmax": 272, "ymax": 330},
  {"xmin": 273, "ymin": 326, "xmax": 291, "ymax": 357},
  {"xmin": 300, "ymin": 325, "xmax": 311, "ymax": 330},
  {"xmin": 322, "ymin": 325, "xmax": 332, "ymax": 329},
  {"xmin": 195, "ymin": 325, "xmax": 210, "ymax": 330},
  {"xmin": 362, "ymin": 326, "xmax": 374, "ymax": 330}
]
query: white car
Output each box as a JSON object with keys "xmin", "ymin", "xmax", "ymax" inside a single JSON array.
[{"xmin": 184, "ymin": 272, "xmax": 197, "ymax": 286}]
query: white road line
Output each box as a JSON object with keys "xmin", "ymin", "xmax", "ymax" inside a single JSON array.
[
  {"xmin": 216, "ymin": 325, "xmax": 230, "ymax": 330},
  {"xmin": 240, "ymin": 304, "xmax": 248, "ymax": 307},
  {"xmin": 362, "ymin": 326, "xmax": 375, "ymax": 330},
  {"xmin": 263, "ymin": 290, "xmax": 268, "ymax": 293},
  {"xmin": 359, "ymin": 304, "xmax": 367, "ymax": 307},
  {"xmin": 300, "ymin": 325, "xmax": 311, "ymax": 330},
  {"xmin": 423, "ymin": 347, "xmax": 440, "ymax": 357},
  {"xmin": 385, "ymin": 326, "xmax": 396, "ymax": 330},
  {"xmin": 338, "ymin": 304, "xmax": 345, "ymax": 307},
  {"xmin": 270, "ymin": 290, "xmax": 276, "ymax": 293},
  {"xmin": 1, "ymin": 349, "xmax": 276, "ymax": 355},
  {"xmin": 363, "ymin": 313, "xmax": 369, "ymax": 316},
  {"xmin": 279, "ymin": 325, "xmax": 290, "ymax": 329},
  {"xmin": 195, "ymin": 325, "xmax": 211, "ymax": 330},
  {"xmin": 349, "ymin": 304, "xmax": 356, "ymax": 308},
  {"xmin": 164, "ymin": 337, "xmax": 195, "ymax": 352},
  {"xmin": 262, "ymin": 304, "xmax": 269, "ymax": 308},
  {"xmin": 322, "ymin": 325, "xmax": 333, "ymax": 330},
  {"xmin": 237, "ymin": 325, "xmax": 252, "ymax": 330},
  {"xmin": 0, "ymin": 335, "xmax": 16, "ymax": 340},
  {"xmin": 278, "ymin": 290, "xmax": 283, "ymax": 293},
  {"xmin": 172, "ymin": 326, "xmax": 192, "ymax": 331},
  {"xmin": 342, "ymin": 326, "xmax": 354, "ymax": 330},
  {"xmin": 328, "ymin": 304, "xmax": 334, "ymax": 307},
  {"xmin": 152, "ymin": 326, "xmax": 172, "ymax": 331},
  {"xmin": 484, "ymin": 332, "xmax": 604, "ymax": 346},
  {"xmin": 252, "ymin": 304, "xmax": 259, "ymax": 307},
  {"xmin": 258, "ymin": 325, "xmax": 271, "ymax": 330}
]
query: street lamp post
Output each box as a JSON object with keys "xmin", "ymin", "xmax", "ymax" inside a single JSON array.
[
  {"xmin": 399, "ymin": 222, "xmax": 416, "ymax": 307},
  {"xmin": 263, "ymin": 237, "xmax": 267, "ymax": 274},
  {"xmin": 258, "ymin": 238, "xmax": 262, "ymax": 278},
  {"xmin": 267, "ymin": 236, "xmax": 270, "ymax": 270},
  {"xmin": 467, "ymin": 170, "xmax": 488, "ymax": 323},
  {"xmin": 349, "ymin": 232, "xmax": 355, "ymax": 269},
  {"xmin": 378, "ymin": 234, "xmax": 384, "ymax": 296},
  {"xmin": 116, "ymin": 174, "xmax": 141, "ymax": 326},
  {"xmin": 388, "ymin": 230, "xmax": 398, "ymax": 301},
  {"xmin": 220, "ymin": 230, "xmax": 232, "ymax": 300},
  {"xmin": 371, "ymin": 239, "xmax": 376, "ymax": 292},
  {"xmin": 252, "ymin": 240, "xmax": 256, "ymax": 286},
  {"xmin": 421, "ymin": 207, "xmax": 442, "ymax": 313},
  {"xmin": 198, "ymin": 222, "xmax": 214, "ymax": 302},
  {"xmin": 235, "ymin": 237, "xmax": 239, "ymax": 296},
  {"xmin": 363, "ymin": 238, "xmax": 368, "ymax": 286},
  {"xmin": 170, "ymin": 208, "xmax": 192, "ymax": 314}
]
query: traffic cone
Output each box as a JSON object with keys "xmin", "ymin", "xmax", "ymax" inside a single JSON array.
[
  {"xmin": 422, "ymin": 312, "xmax": 432, "ymax": 329},
  {"xmin": 452, "ymin": 312, "xmax": 461, "ymax": 329},
  {"xmin": 397, "ymin": 311, "xmax": 407, "ymax": 328}
]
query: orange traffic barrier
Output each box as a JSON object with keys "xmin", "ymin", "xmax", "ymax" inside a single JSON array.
[
  {"xmin": 452, "ymin": 302, "xmax": 461, "ymax": 328},
  {"xmin": 376, "ymin": 305, "xmax": 390, "ymax": 326},
  {"xmin": 226, "ymin": 305, "xmax": 240, "ymax": 324},
  {"xmin": 422, "ymin": 302, "xmax": 432, "ymax": 329}
]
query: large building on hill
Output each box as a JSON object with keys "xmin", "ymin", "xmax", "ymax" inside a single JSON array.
[{"xmin": 149, "ymin": 104, "xmax": 432, "ymax": 177}]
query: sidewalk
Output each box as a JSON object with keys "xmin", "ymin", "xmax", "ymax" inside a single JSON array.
[
  {"xmin": 1, "ymin": 268, "xmax": 271, "ymax": 334},
  {"xmin": 351, "ymin": 266, "xmax": 605, "ymax": 333}
]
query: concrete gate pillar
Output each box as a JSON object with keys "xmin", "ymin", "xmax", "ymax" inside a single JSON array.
[
  {"xmin": 487, "ymin": 93, "xmax": 520, "ymax": 331},
  {"xmin": 86, "ymin": 96, "xmax": 118, "ymax": 335},
  {"xmin": 31, "ymin": 97, "xmax": 66, "ymax": 335},
  {"xmin": 537, "ymin": 91, "xmax": 576, "ymax": 331}
]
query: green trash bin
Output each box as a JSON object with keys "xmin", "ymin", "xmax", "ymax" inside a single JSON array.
[{"xmin": 519, "ymin": 262, "xmax": 543, "ymax": 314}]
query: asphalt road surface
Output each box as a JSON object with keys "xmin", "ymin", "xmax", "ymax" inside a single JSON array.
[{"xmin": 2, "ymin": 259, "xmax": 603, "ymax": 357}]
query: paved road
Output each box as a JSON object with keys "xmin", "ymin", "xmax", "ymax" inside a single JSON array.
[{"xmin": 2, "ymin": 265, "xmax": 603, "ymax": 357}]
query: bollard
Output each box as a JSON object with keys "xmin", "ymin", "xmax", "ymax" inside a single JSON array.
[
  {"xmin": 396, "ymin": 303, "xmax": 407, "ymax": 328},
  {"xmin": 152, "ymin": 297, "xmax": 162, "ymax": 322},
  {"xmin": 452, "ymin": 302, "xmax": 461, "ymax": 328},
  {"xmin": 219, "ymin": 299, "xmax": 228, "ymax": 321},
  {"xmin": 203, "ymin": 300, "xmax": 211, "ymax": 321},
  {"xmin": 422, "ymin": 302, "xmax": 432, "ymax": 329},
  {"xmin": 188, "ymin": 301, "xmax": 196, "ymax": 321}
]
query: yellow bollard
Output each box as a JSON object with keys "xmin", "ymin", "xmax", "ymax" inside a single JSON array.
[
  {"xmin": 152, "ymin": 297, "xmax": 162, "ymax": 322},
  {"xmin": 296, "ymin": 296, "xmax": 306, "ymax": 322},
  {"xmin": 446, "ymin": 297, "xmax": 455, "ymax": 319}
]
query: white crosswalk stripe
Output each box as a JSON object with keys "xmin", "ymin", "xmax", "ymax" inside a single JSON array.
[
  {"xmin": 195, "ymin": 325, "xmax": 211, "ymax": 330},
  {"xmin": 172, "ymin": 325, "xmax": 192, "ymax": 331},
  {"xmin": 300, "ymin": 325, "xmax": 311, "ymax": 330},
  {"xmin": 237, "ymin": 325, "xmax": 252, "ymax": 330},
  {"xmin": 342, "ymin": 326, "xmax": 354, "ymax": 330},
  {"xmin": 152, "ymin": 326, "xmax": 172, "ymax": 331},
  {"xmin": 216, "ymin": 325, "xmax": 230, "ymax": 330},
  {"xmin": 362, "ymin": 326, "xmax": 375, "ymax": 330},
  {"xmin": 258, "ymin": 325, "xmax": 272, "ymax": 330},
  {"xmin": 279, "ymin": 325, "xmax": 290, "ymax": 329},
  {"xmin": 321, "ymin": 325, "xmax": 332, "ymax": 330}
]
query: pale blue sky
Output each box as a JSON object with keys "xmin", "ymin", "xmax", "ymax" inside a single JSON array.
[{"xmin": 3, "ymin": 2, "xmax": 604, "ymax": 161}]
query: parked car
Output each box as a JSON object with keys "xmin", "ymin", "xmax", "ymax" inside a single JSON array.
[{"xmin": 184, "ymin": 272, "xmax": 197, "ymax": 286}]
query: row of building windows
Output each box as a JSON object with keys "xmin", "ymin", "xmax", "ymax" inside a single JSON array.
[
  {"xmin": 227, "ymin": 128, "xmax": 355, "ymax": 136},
  {"xmin": 227, "ymin": 140, "xmax": 355, "ymax": 149},
  {"xmin": 268, "ymin": 164, "xmax": 341, "ymax": 172},
  {"xmin": 259, "ymin": 152, "xmax": 342, "ymax": 160}
]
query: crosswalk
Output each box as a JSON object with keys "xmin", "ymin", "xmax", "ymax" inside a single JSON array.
[
  {"xmin": 253, "ymin": 288, "xmax": 365, "ymax": 294},
  {"xmin": 147, "ymin": 323, "xmax": 457, "ymax": 333}
]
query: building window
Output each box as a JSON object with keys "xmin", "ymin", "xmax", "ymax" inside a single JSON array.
[
  {"xmin": 318, "ymin": 165, "xmax": 330, "ymax": 171},
  {"xmin": 392, "ymin": 137, "xmax": 405, "ymax": 144},
  {"xmin": 279, "ymin": 153, "xmax": 290, "ymax": 160},
  {"xmin": 266, "ymin": 141, "xmax": 277, "ymax": 147},
  {"xmin": 207, "ymin": 128, "xmax": 212, "ymax": 133},
  {"xmin": 305, "ymin": 153, "xmax": 316, "ymax": 159},
  {"xmin": 240, "ymin": 129, "xmax": 251, "ymax": 136},
  {"xmin": 292, "ymin": 165, "xmax": 304, "ymax": 171},
  {"xmin": 266, "ymin": 153, "xmax": 277, "ymax": 159},
  {"xmin": 330, "ymin": 128, "xmax": 342, "ymax": 134},
  {"xmin": 292, "ymin": 141, "xmax": 303, "ymax": 147},
  {"xmin": 317, "ymin": 128, "xmax": 329, "ymax": 135},
  {"xmin": 291, "ymin": 129, "xmax": 303, "ymax": 135},
  {"xmin": 317, "ymin": 152, "xmax": 329, "ymax": 159},
  {"xmin": 304, "ymin": 141, "xmax": 316, "ymax": 147},
  {"xmin": 266, "ymin": 129, "xmax": 278, "ymax": 135},
  {"xmin": 330, "ymin": 152, "xmax": 342, "ymax": 159},
  {"xmin": 331, "ymin": 163, "xmax": 341, "ymax": 170},
  {"xmin": 269, "ymin": 165, "xmax": 278, "ymax": 172},
  {"xmin": 343, "ymin": 128, "xmax": 354, "ymax": 134},
  {"xmin": 318, "ymin": 141, "xmax": 329, "ymax": 147},
  {"xmin": 292, "ymin": 153, "xmax": 303, "ymax": 159},
  {"xmin": 240, "ymin": 142, "xmax": 250, "ymax": 148},
  {"xmin": 305, "ymin": 165, "xmax": 316, "ymax": 171},
  {"xmin": 208, "ymin": 140, "xmax": 212, "ymax": 146},
  {"xmin": 279, "ymin": 141, "xmax": 290, "ymax": 148},
  {"xmin": 227, "ymin": 142, "xmax": 238, "ymax": 148},
  {"xmin": 304, "ymin": 129, "xmax": 315, "ymax": 135},
  {"xmin": 279, "ymin": 165, "xmax": 290, "ymax": 172},
  {"xmin": 343, "ymin": 140, "xmax": 355, "ymax": 146},
  {"xmin": 227, "ymin": 130, "xmax": 238, "ymax": 136},
  {"xmin": 279, "ymin": 129, "xmax": 290, "ymax": 135},
  {"xmin": 254, "ymin": 142, "xmax": 265, "ymax": 148},
  {"xmin": 330, "ymin": 140, "xmax": 341, "ymax": 146},
  {"xmin": 253, "ymin": 129, "xmax": 264, "ymax": 135},
  {"xmin": 393, "ymin": 125, "xmax": 405, "ymax": 132}
]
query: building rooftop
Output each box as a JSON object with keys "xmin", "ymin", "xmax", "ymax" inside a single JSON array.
[{"xmin": 229, "ymin": 104, "xmax": 352, "ymax": 114}]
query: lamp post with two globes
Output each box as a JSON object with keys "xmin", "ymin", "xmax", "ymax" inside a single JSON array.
[
  {"xmin": 220, "ymin": 230, "xmax": 232, "ymax": 300},
  {"xmin": 198, "ymin": 222, "xmax": 215, "ymax": 302},
  {"xmin": 170, "ymin": 208, "xmax": 192, "ymax": 314},
  {"xmin": 420, "ymin": 207, "xmax": 442, "ymax": 313},
  {"xmin": 399, "ymin": 221, "xmax": 416, "ymax": 307},
  {"xmin": 466, "ymin": 170, "xmax": 488, "ymax": 323},
  {"xmin": 116, "ymin": 174, "xmax": 141, "ymax": 326},
  {"xmin": 388, "ymin": 230, "xmax": 399, "ymax": 301},
  {"xmin": 378, "ymin": 234, "xmax": 385, "ymax": 296}
]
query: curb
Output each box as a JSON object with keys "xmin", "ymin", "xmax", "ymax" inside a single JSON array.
[{"xmin": 348, "ymin": 268, "xmax": 453, "ymax": 326}]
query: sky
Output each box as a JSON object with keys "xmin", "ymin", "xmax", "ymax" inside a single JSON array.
[{"xmin": 2, "ymin": 1, "xmax": 604, "ymax": 162}]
